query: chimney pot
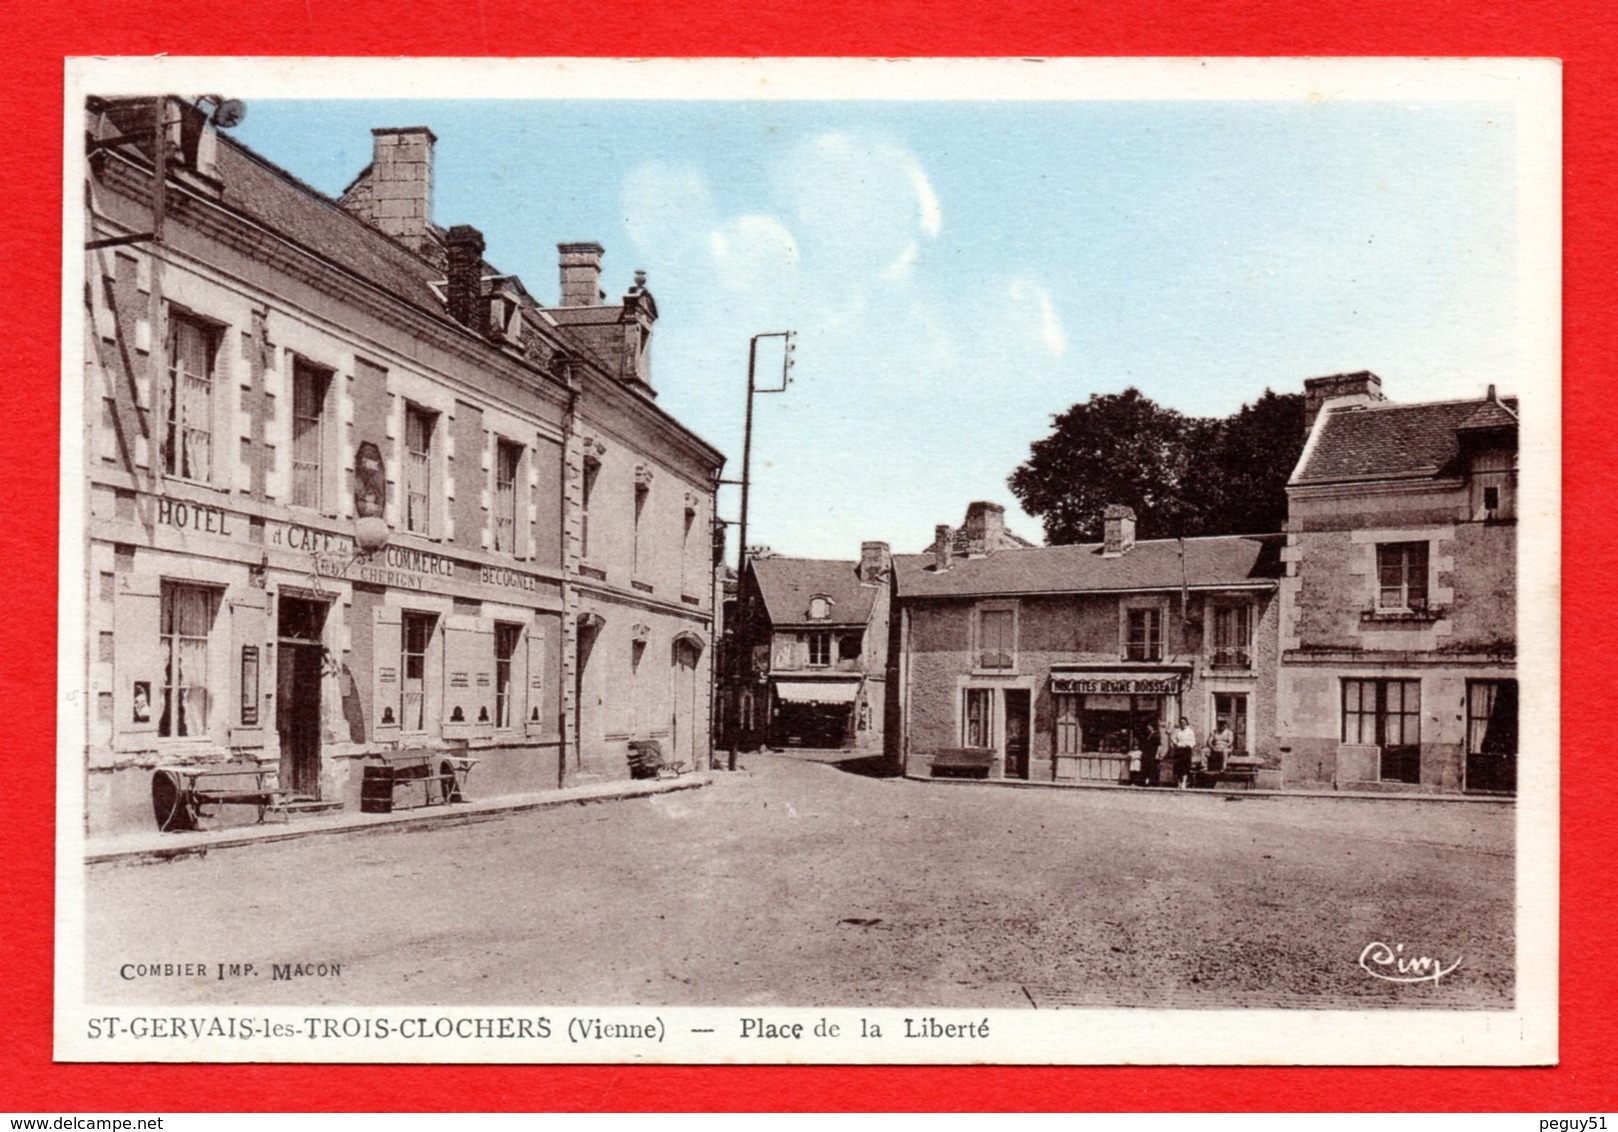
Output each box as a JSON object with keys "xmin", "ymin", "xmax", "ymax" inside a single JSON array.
[
  {"xmin": 558, "ymin": 241, "xmax": 605, "ymax": 308},
  {"xmin": 1102, "ymin": 504, "xmax": 1137, "ymax": 557}
]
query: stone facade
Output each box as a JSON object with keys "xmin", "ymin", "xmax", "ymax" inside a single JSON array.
[
  {"xmin": 728, "ymin": 545, "xmax": 892, "ymax": 752},
  {"xmin": 891, "ymin": 504, "xmax": 1283, "ymax": 785},
  {"xmin": 79, "ymin": 98, "xmax": 721, "ymax": 836},
  {"xmin": 1277, "ymin": 375, "xmax": 1518, "ymax": 794}
]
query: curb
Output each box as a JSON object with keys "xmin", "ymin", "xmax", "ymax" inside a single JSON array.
[
  {"xmin": 86, "ymin": 773, "xmax": 714, "ymax": 867},
  {"xmin": 901, "ymin": 772, "xmax": 1514, "ymax": 804}
]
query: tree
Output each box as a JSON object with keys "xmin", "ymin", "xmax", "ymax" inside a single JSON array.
[{"xmin": 1008, "ymin": 387, "xmax": 1305, "ymax": 544}]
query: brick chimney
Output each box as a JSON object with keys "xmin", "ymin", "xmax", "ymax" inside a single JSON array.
[
  {"xmin": 933, "ymin": 525, "xmax": 953, "ymax": 572},
  {"xmin": 445, "ymin": 225, "xmax": 487, "ymax": 334},
  {"xmin": 859, "ymin": 541, "xmax": 892, "ymax": 583},
  {"xmin": 341, "ymin": 127, "xmax": 436, "ymax": 253},
  {"xmin": 961, "ymin": 501, "xmax": 1006, "ymax": 556},
  {"xmin": 1102, "ymin": 504, "xmax": 1136, "ymax": 557},
  {"xmin": 558, "ymin": 242, "xmax": 605, "ymax": 307},
  {"xmin": 1303, "ymin": 371, "xmax": 1384, "ymax": 437}
]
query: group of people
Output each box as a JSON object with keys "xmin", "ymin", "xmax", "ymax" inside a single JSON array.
[{"xmin": 1132, "ymin": 717, "xmax": 1236, "ymax": 788}]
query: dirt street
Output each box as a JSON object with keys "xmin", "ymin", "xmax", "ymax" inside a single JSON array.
[{"xmin": 87, "ymin": 751, "xmax": 1514, "ymax": 1009}]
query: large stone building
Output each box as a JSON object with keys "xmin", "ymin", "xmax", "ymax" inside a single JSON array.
[
  {"xmin": 889, "ymin": 501, "xmax": 1284, "ymax": 783},
  {"xmin": 79, "ymin": 98, "xmax": 722, "ymax": 835},
  {"xmin": 728, "ymin": 543, "xmax": 892, "ymax": 751},
  {"xmin": 1276, "ymin": 373, "xmax": 1517, "ymax": 793}
]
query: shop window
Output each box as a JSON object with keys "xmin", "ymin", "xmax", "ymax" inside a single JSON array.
[
  {"xmin": 291, "ymin": 358, "xmax": 330, "ymax": 510},
  {"xmin": 163, "ymin": 312, "xmax": 219, "ymax": 483},
  {"xmin": 962, "ymin": 688, "xmax": 993, "ymax": 749},
  {"xmin": 400, "ymin": 611, "xmax": 436, "ymax": 731},
  {"xmin": 1209, "ymin": 604, "xmax": 1252, "ymax": 668},
  {"xmin": 1212, "ymin": 692, "xmax": 1249, "ymax": 755},
  {"xmin": 494, "ymin": 439, "xmax": 522, "ymax": 554},
  {"xmin": 1376, "ymin": 542, "xmax": 1429, "ymax": 611},
  {"xmin": 1343, "ymin": 678, "xmax": 1422, "ymax": 784},
  {"xmin": 975, "ymin": 605, "xmax": 1015, "ymax": 670},
  {"xmin": 807, "ymin": 632, "xmax": 831, "ymax": 667},
  {"xmin": 494, "ymin": 621, "xmax": 522, "ymax": 729},
  {"xmin": 158, "ymin": 582, "xmax": 219, "ymax": 737},
  {"xmin": 404, "ymin": 405, "xmax": 436, "ymax": 535},
  {"xmin": 1125, "ymin": 607, "xmax": 1163, "ymax": 661}
]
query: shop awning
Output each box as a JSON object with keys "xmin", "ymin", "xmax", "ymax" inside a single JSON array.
[{"xmin": 774, "ymin": 680, "xmax": 860, "ymax": 705}]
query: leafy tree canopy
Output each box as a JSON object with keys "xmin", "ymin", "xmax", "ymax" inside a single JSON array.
[{"xmin": 1008, "ymin": 387, "xmax": 1304, "ymax": 544}]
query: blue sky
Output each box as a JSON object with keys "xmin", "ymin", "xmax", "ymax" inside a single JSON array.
[{"xmin": 232, "ymin": 96, "xmax": 1518, "ymax": 559}]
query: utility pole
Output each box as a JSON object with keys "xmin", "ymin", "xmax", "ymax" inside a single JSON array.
[{"xmin": 726, "ymin": 331, "xmax": 795, "ymax": 771}]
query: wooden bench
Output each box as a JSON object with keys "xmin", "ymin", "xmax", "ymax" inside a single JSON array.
[
  {"xmin": 930, "ymin": 747, "xmax": 995, "ymax": 779},
  {"xmin": 1192, "ymin": 759, "xmax": 1261, "ymax": 790},
  {"xmin": 360, "ymin": 751, "xmax": 479, "ymax": 813},
  {"xmin": 152, "ymin": 765, "xmax": 294, "ymax": 832}
]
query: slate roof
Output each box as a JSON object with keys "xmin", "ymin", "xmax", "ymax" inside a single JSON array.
[
  {"xmin": 211, "ymin": 134, "xmax": 459, "ymax": 324},
  {"xmin": 752, "ymin": 558, "xmax": 881, "ymax": 627},
  {"xmin": 895, "ymin": 535, "xmax": 1284, "ymax": 600},
  {"xmin": 1294, "ymin": 396, "xmax": 1518, "ymax": 485}
]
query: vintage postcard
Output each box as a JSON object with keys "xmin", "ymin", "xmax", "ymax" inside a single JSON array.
[{"xmin": 57, "ymin": 56, "xmax": 1559, "ymax": 1064}]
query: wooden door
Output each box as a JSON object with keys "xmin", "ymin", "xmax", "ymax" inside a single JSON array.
[{"xmin": 1004, "ymin": 689, "xmax": 1031, "ymax": 779}]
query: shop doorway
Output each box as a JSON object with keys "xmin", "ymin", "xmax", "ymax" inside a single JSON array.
[
  {"xmin": 276, "ymin": 596, "xmax": 328, "ymax": 798},
  {"xmin": 1004, "ymin": 689, "xmax": 1031, "ymax": 779},
  {"xmin": 1465, "ymin": 679, "xmax": 1517, "ymax": 793}
]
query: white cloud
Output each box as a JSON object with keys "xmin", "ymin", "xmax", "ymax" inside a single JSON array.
[
  {"xmin": 708, "ymin": 214, "xmax": 801, "ymax": 293},
  {"xmin": 773, "ymin": 132, "xmax": 943, "ymax": 282},
  {"xmin": 1008, "ymin": 279, "xmax": 1068, "ymax": 357},
  {"xmin": 622, "ymin": 161, "xmax": 715, "ymax": 256}
]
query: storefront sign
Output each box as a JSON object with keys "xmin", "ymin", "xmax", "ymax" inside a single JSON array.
[
  {"xmin": 156, "ymin": 497, "xmax": 236, "ymax": 537},
  {"xmin": 479, "ymin": 564, "xmax": 538, "ymax": 592},
  {"xmin": 1051, "ymin": 674, "xmax": 1180, "ymax": 696},
  {"xmin": 276, "ymin": 523, "xmax": 352, "ymax": 555}
]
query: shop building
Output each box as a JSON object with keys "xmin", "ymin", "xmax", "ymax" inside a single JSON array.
[
  {"xmin": 730, "ymin": 543, "xmax": 892, "ymax": 751},
  {"xmin": 890, "ymin": 502, "xmax": 1283, "ymax": 783},
  {"xmin": 1277, "ymin": 373, "xmax": 1517, "ymax": 794},
  {"xmin": 80, "ymin": 98, "xmax": 721, "ymax": 835}
]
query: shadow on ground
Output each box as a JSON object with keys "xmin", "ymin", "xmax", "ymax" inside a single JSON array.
[{"xmin": 753, "ymin": 747, "xmax": 900, "ymax": 778}]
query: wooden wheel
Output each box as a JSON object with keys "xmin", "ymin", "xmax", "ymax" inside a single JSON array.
[{"xmin": 151, "ymin": 770, "xmax": 198, "ymax": 832}]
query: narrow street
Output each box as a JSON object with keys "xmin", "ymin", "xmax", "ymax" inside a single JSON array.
[{"xmin": 88, "ymin": 751, "xmax": 1514, "ymax": 1010}]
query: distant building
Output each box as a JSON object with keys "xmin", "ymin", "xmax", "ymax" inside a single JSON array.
[
  {"xmin": 80, "ymin": 98, "xmax": 721, "ymax": 836},
  {"xmin": 890, "ymin": 501, "xmax": 1284, "ymax": 783},
  {"xmin": 729, "ymin": 542, "xmax": 892, "ymax": 751},
  {"xmin": 1277, "ymin": 373, "xmax": 1518, "ymax": 793}
]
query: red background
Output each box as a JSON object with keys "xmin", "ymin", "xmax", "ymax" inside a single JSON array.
[{"xmin": 4, "ymin": 0, "xmax": 1610, "ymax": 1113}]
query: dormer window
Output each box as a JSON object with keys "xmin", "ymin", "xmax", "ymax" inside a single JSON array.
[
  {"xmin": 488, "ymin": 291, "xmax": 524, "ymax": 345},
  {"xmin": 807, "ymin": 596, "xmax": 831, "ymax": 621}
]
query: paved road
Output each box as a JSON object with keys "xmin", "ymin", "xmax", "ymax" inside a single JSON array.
[{"xmin": 87, "ymin": 751, "xmax": 1514, "ymax": 1009}]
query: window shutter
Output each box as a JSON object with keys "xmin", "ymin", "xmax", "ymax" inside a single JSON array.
[
  {"xmin": 524, "ymin": 625, "xmax": 549, "ymax": 738},
  {"xmin": 228, "ymin": 590, "xmax": 268, "ymax": 747},
  {"xmin": 442, "ymin": 615, "xmax": 494, "ymax": 740},
  {"xmin": 113, "ymin": 573, "xmax": 162, "ymax": 738},
  {"xmin": 372, "ymin": 605, "xmax": 402, "ymax": 739}
]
